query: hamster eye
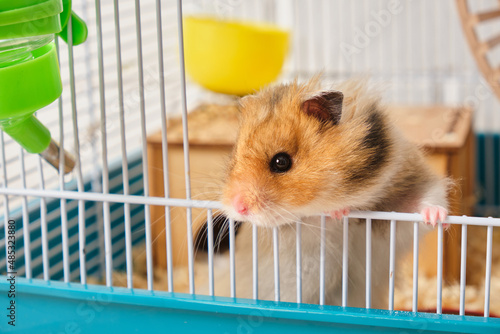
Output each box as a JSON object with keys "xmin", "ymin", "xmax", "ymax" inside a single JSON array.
[{"xmin": 269, "ymin": 152, "xmax": 292, "ymax": 173}]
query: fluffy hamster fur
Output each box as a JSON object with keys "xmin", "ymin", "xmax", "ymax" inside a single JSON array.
[{"xmin": 205, "ymin": 77, "xmax": 449, "ymax": 308}]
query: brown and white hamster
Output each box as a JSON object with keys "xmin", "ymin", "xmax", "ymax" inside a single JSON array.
[{"xmin": 210, "ymin": 76, "xmax": 449, "ymax": 308}]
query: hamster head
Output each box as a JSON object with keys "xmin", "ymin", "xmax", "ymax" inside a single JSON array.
[{"xmin": 221, "ymin": 78, "xmax": 395, "ymax": 227}]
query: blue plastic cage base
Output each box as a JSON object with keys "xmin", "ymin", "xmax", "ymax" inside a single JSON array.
[{"xmin": 1, "ymin": 277, "xmax": 499, "ymax": 333}]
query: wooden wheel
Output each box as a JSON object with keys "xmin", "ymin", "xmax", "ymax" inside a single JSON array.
[{"xmin": 456, "ymin": 0, "xmax": 500, "ymax": 100}]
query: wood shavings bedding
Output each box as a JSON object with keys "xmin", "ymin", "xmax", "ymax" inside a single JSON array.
[{"xmin": 89, "ymin": 226, "xmax": 499, "ymax": 317}]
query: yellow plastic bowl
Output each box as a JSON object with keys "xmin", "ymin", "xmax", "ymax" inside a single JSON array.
[{"xmin": 183, "ymin": 16, "xmax": 290, "ymax": 96}]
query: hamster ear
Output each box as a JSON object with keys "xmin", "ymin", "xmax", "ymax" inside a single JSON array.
[{"xmin": 301, "ymin": 90, "xmax": 344, "ymax": 125}]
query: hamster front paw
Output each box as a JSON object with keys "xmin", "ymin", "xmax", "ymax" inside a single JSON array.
[
  {"xmin": 420, "ymin": 205, "xmax": 449, "ymax": 228},
  {"xmin": 327, "ymin": 207, "xmax": 350, "ymax": 220}
]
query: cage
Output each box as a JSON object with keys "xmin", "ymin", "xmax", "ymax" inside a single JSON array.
[{"xmin": 1, "ymin": 0, "xmax": 500, "ymax": 333}]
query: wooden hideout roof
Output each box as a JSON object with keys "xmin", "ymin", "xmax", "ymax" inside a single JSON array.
[
  {"xmin": 148, "ymin": 103, "xmax": 240, "ymax": 147},
  {"xmin": 386, "ymin": 105, "xmax": 472, "ymax": 153},
  {"xmin": 148, "ymin": 103, "xmax": 472, "ymax": 153}
]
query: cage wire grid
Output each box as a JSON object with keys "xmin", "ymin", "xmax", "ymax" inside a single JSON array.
[{"xmin": 0, "ymin": 0, "xmax": 500, "ymax": 331}]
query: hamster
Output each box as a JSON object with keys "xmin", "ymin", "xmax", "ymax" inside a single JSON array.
[{"xmin": 207, "ymin": 76, "xmax": 449, "ymax": 308}]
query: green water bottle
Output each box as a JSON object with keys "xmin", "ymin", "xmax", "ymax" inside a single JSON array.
[{"xmin": 0, "ymin": 0, "xmax": 87, "ymax": 174}]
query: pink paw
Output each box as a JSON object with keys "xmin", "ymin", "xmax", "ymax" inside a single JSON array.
[
  {"xmin": 327, "ymin": 207, "xmax": 350, "ymax": 220},
  {"xmin": 420, "ymin": 205, "xmax": 449, "ymax": 228}
]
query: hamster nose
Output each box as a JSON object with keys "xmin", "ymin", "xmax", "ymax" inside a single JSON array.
[{"xmin": 233, "ymin": 194, "xmax": 249, "ymax": 216}]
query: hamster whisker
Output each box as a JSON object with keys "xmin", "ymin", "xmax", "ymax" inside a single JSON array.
[
  {"xmin": 260, "ymin": 203, "xmax": 299, "ymax": 227},
  {"xmin": 296, "ymin": 219, "xmax": 322, "ymax": 230},
  {"xmin": 190, "ymin": 191, "xmax": 223, "ymax": 201},
  {"xmin": 214, "ymin": 218, "xmax": 231, "ymax": 254},
  {"xmin": 265, "ymin": 206, "xmax": 292, "ymax": 226}
]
